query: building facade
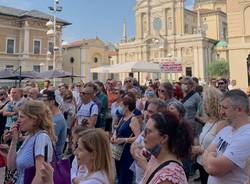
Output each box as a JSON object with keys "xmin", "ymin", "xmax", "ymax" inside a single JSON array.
[
  {"xmin": 118, "ymin": 0, "xmax": 228, "ymax": 84},
  {"xmin": 227, "ymin": 0, "xmax": 250, "ymax": 90},
  {"xmin": 0, "ymin": 6, "xmax": 69, "ymax": 73},
  {"xmin": 62, "ymin": 38, "xmax": 113, "ymax": 83}
]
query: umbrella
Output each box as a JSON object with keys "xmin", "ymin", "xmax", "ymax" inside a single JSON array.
[
  {"xmin": 39, "ymin": 70, "xmax": 80, "ymax": 79},
  {"xmin": 21, "ymin": 71, "xmax": 43, "ymax": 79},
  {"xmin": 0, "ymin": 69, "xmax": 41, "ymax": 80},
  {"xmin": 0, "ymin": 69, "xmax": 17, "ymax": 79}
]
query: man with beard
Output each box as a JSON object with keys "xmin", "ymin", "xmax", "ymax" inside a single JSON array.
[{"xmin": 203, "ymin": 89, "xmax": 250, "ymax": 184}]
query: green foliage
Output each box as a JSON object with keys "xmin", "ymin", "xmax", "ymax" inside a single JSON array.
[{"xmin": 208, "ymin": 59, "xmax": 229, "ymax": 78}]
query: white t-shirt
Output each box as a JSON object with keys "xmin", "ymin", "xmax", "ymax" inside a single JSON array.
[
  {"xmin": 76, "ymin": 101, "xmax": 98, "ymax": 125},
  {"xmin": 71, "ymin": 156, "xmax": 78, "ymax": 182},
  {"xmin": 79, "ymin": 171, "xmax": 109, "ymax": 184},
  {"xmin": 208, "ymin": 124, "xmax": 250, "ymax": 184},
  {"xmin": 130, "ymin": 133, "xmax": 145, "ymax": 184}
]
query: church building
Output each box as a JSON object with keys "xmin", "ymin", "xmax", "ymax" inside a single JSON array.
[{"xmin": 118, "ymin": 0, "xmax": 228, "ymax": 83}]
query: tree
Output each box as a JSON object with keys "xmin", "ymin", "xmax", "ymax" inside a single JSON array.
[{"xmin": 208, "ymin": 59, "xmax": 229, "ymax": 78}]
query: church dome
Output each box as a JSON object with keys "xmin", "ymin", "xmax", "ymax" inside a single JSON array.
[{"xmin": 216, "ymin": 40, "xmax": 228, "ymax": 48}]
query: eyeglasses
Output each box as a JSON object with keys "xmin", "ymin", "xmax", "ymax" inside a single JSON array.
[
  {"xmin": 125, "ymin": 80, "xmax": 132, "ymax": 83},
  {"xmin": 158, "ymin": 89, "xmax": 165, "ymax": 93},
  {"xmin": 144, "ymin": 128, "xmax": 152, "ymax": 137},
  {"xmin": 80, "ymin": 92, "xmax": 89, "ymax": 95}
]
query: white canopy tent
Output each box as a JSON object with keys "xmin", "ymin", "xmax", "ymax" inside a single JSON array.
[
  {"xmin": 90, "ymin": 65, "xmax": 111, "ymax": 73},
  {"xmin": 90, "ymin": 62, "xmax": 161, "ymax": 74},
  {"xmin": 90, "ymin": 61, "xmax": 161, "ymax": 83},
  {"xmin": 108, "ymin": 61, "xmax": 161, "ymax": 73}
]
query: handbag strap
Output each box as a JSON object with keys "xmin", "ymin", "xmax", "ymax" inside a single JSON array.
[
  {"xmin": 0, "ymin": 100, "xmax": 9, "ymax": 109},
  {"xmin": 32, "ymin": 130, "xmax": 56, "ymax": 166},
  {"xmin": 145, "ymin": 160, "xmax": 183, "ymax": 184}
]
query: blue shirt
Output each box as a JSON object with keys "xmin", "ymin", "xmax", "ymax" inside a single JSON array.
[
  {"xmin": 53, "ymin": 113, "xmax": 67, "ymax": 159},
  {"xmin": 16, "ymin": 131, "xmax": 53, "ymax": 184}
]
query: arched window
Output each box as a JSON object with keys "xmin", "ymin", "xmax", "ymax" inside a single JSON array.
[
  {"xmin": 244, "ymin": 7, "xmax": 250, "ymax": 36},
  {"xmin": 94, "ymin": 57, "xmax": 98, "ymax": 63}
]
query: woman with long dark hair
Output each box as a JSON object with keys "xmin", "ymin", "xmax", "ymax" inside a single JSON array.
[{"xmin": 141, "ymin": 111, "xmax": 193, "ymax": 184}]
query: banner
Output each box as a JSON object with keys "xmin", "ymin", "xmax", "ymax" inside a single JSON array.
[{"xmin": 160, "ymin": 58, "xmax": 182, "ymax": 73}]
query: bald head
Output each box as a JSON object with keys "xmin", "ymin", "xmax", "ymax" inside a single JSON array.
[{"xmin": 28, "ymin": 88, "xmax": 40, "ymax": 100}]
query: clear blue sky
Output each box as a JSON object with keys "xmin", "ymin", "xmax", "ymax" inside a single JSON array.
[{"xmin": 0, "ymin": 0, "xmax": 194, "ymax": 43}]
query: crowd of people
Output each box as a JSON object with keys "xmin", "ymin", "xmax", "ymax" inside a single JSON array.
[{"xmin": 0, "ymin": 76, "xmax": 249, "ymax": 184}]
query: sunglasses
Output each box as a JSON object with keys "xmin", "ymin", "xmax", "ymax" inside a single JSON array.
[
  {"xmin": 158, "ymin": 89, "xmax": 165, "ymax": 93},
  {"xmin": 0, "ymin": 93, "xmax": 4, "ymax": 96},
  {"xmin": 218, "ymin": 82, "xmax": 225, "ymax": 85},
  {"xmin": 125, "ymin": 80, "xmax": 132, "ymax": 83}
]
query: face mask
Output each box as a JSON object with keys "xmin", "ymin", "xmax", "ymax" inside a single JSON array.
[
  {"xmin": 117, "ymin": 106, "xmax": 125, "ymax": 115},
  {"xmin": 181, "ymin": 84, "xmax": 188, "ymax": 92},
  {"xmin": 147, "ymin": 144, "xmax": 161, "ymax": 157},
  {"xmin": 145, "ymin": 90, "xmax": 155, "ymax": 97}
]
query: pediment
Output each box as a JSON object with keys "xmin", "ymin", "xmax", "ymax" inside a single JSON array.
[{"xmin": 136, "ymin": 0, "xmax": 172, "ymax": 10}]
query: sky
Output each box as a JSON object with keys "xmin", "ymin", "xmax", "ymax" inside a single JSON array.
[{"xmin": 0, "ymin": 0, "xmax": 194, "ymax": 44}]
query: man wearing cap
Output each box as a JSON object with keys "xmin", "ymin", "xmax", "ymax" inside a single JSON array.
[
  {"xmin": 77, "ymin": 86, "xmax": 98, "ymax": 128},
  {"xmin": 42, "ymin": 90, "xmax": 67, "ymax": 160}
]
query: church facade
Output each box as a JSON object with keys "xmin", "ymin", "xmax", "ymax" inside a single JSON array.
[
  {"xmin": 227, "ymin": 0, "xmax": 250, "ymax": 90},
  {"xmin": 118, "ymin": 0, "xmax": 228, "ymax": 83}
]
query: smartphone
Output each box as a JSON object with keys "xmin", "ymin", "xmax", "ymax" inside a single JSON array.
[{"xmin": 44, "ymin": 145, "xmax": 48, "ymax": 162}]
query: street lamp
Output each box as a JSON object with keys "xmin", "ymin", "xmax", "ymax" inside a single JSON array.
[
  {"xmin": 247, "ymin": 54, "xmax": 250, "ymax": 86},
  {"xmin": 46, "ymin": 0, "xmax": 62, "ymax": 86},
  {"xmin": 13, "ymin": 66, "xmax": 22, "ymax": 87},
  {"xmin": 70, "ymin": 57, "xmax": 75, "ymax": 83}
]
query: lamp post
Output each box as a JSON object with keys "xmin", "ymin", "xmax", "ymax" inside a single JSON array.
[
  {"xmin": 247, "ymin": 54, "xmax": 250, "ymax": 86},
  {"xmin": 13, "ymin": 66, "xmax": 22, "ymax": 87},
  {"xmin": 46, "ymin": 0, "xmax": 62, "ymax": 86},
  {"xmin": 70, "ymin": 57, "xmax": 75, "ymax": 84}
]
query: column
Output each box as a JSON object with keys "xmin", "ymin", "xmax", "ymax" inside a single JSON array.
[{"xmin": 23, "ymin": 20, "xmax": 30, "ymax": 57}]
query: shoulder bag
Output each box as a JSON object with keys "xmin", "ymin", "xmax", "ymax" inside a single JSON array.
[{"xmin": 23, "ymin": 131, "xmax": 71, "ymax": 184}]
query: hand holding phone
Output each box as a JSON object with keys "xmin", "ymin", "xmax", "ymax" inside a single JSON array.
[{"xmin": 44, "ymin": 145, "xmax": 48, "ymax": 162}]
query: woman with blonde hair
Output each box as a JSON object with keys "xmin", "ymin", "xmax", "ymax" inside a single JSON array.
[
  {"xmin": 7, "ymin": 100, "xmax": 56, "ymax": 184},
  {"xmin": 192, "ymin": 86, "xmax": 227, "ymax": 184},
  {"xmin": 73, "ymin": 128, "xmax": 115, "ymax": 184}
]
